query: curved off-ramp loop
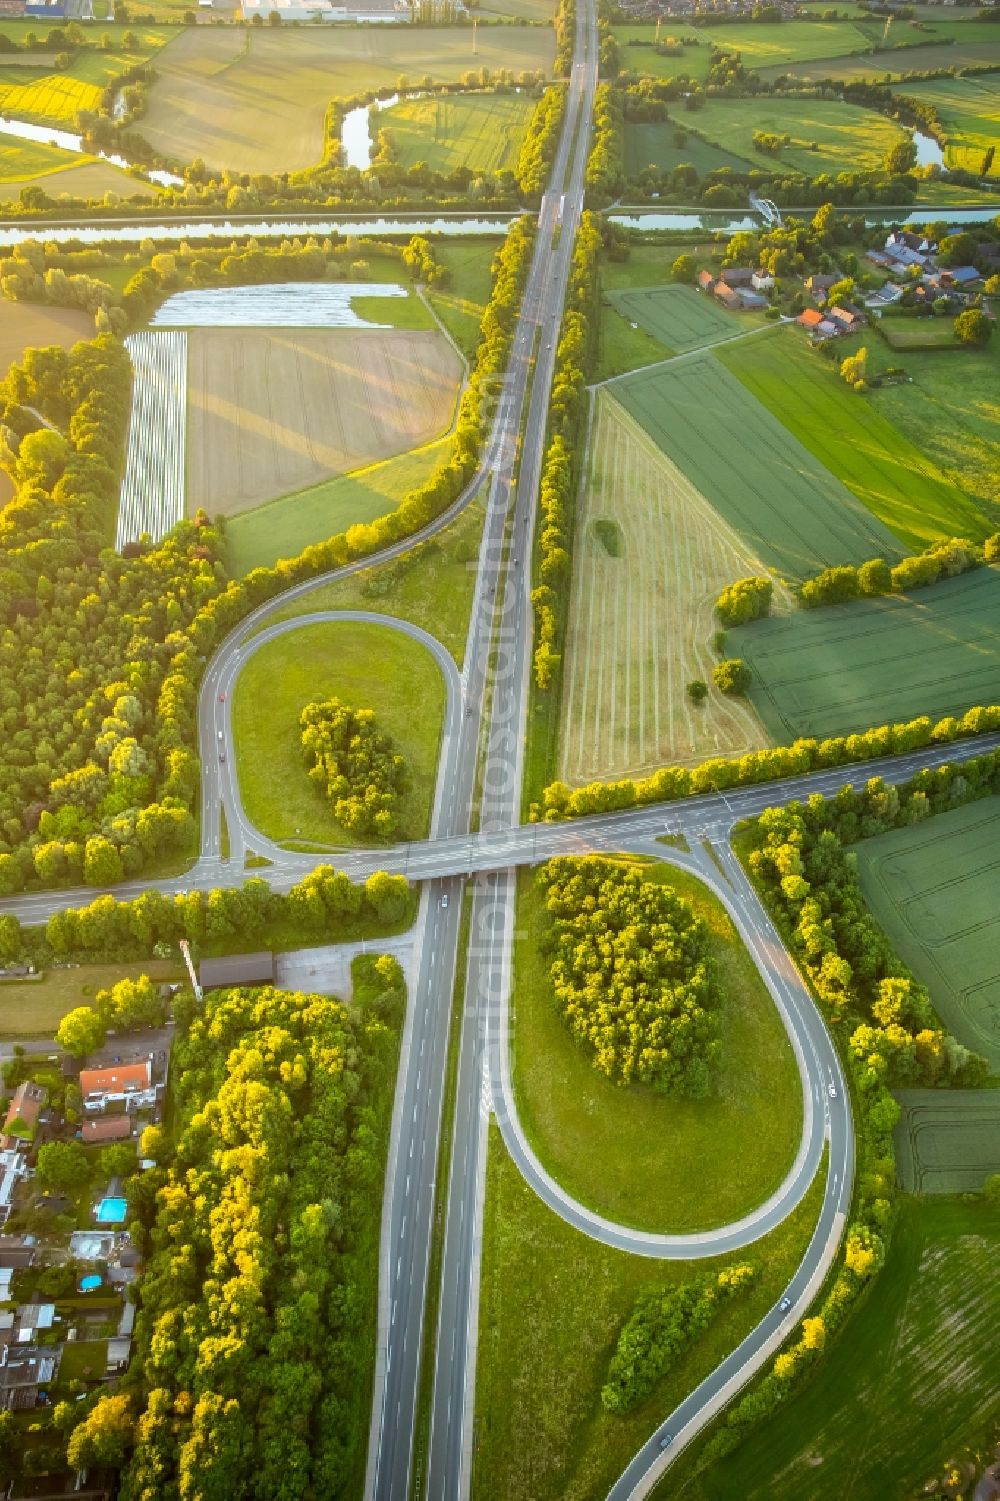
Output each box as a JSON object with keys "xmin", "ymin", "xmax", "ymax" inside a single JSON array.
[
  {"xmin": 208, "ymin": 609, "xmax": 463, "ymax": 865},
  {"xmin": 488, "ymin": 837, "xmax": 846, "ymax": 1258}
]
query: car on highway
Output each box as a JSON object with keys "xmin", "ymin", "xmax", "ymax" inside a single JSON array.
[
  {"xmin": 828, "ymin": 1082, "xmax": 838, "ymax": 1100},
  {"xmin": 440, "ymin": 893, "xmax": 449, "ymax": 909},
  {"xmin": 779, "ymin": 1296, "xmax": 792, "ymax": 1313},
  {"xmin": 658, "ymin": 1433, "xmax": 673, "ymax": 1451}
]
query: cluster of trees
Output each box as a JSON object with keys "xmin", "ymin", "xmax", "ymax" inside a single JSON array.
[
  {"xmin": 534, "ymin": 704, "xmax": 1000, "ymax": 822},
  {"xmin": 1, "ymin": 218, "xmax": 532, "ymax": 897},
  {"xmin": 301, "ymin": 697, "xmax": 408, "ymax": 839},
  {"xmin": 602, "ymin": 1265, "xmax": 756, "ymax": 1414},
  {"xmin": 117, "ymin": 968, "xmax": 406, "ymax": 1498},
  {"xmin": 515, "ymin": 85, "xmax": 567, "ymax": 199},
  {"xmin": 56, "ymin": 973, "xmax": 169, "ymax": 1059},
  {"xmin": 702, "ymin": 763, "xmax": 996, "ymax": 1464},
  {"xmin": 800, "ymin": 534, "xmax": 998, "ymax": 608},
  {"xmin": 0, "ymin": 866, "xmax": 411, "ymax": 969},
  {"xmin": 532, "ymin": 212, "xmax": 602, "ymax": 691},
  {"xmin": 715, "ymin": 575, "xmax": 772, "ymax": 628},
  {"xmin": 3, "ymin": 232, "xmax": 453, "ymax": 335},
  {"xmin": 585, "ymin": 83, "xmax": 625, "ymax": 204},
  {"xmin": 539, "ymin": 857, "xmax": 721, "ymax": 1096},
  {"xmin": 714, "ymin": 658, "xmax": 751, "ymax": 695},
  {"xmin": 839, "ymin": 344, "xmax": 868, "ymax": 392}
]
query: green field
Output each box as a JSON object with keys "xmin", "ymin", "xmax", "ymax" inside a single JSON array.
[
  {"xmin": 615, "ymin": 352, "xmax": 901, "ymax": 580},
  {"xmin": 892, "ymin": 73, "xmax": 1000, "ymax": 177},
  {"xmin": 718, "ymin": 325, "xmax": 992, "ymax": 550},
  {"xmin": 634, "ymin": 96, "xmax": 907, "ymax": 178},
  {"xmin": 614, "ymin": 19, "xmax": 876, "ymax": 79},
  {"xmin": 0, "ymin": 134, "xmax": 95, "ymax": 183},
  {"xmin": 606, "ymin": 283, "xmax": 753, "ymax": 355},
  {"xmin": 691, "ymin": 1197, "xmax": 1000, "ymax": 1501},
  {"xmin": 730, "ymin": 565, "xmax": 1000, "ymax": 742},
  {"xmin": 223, "ymin": 437, "xmax": 452, "ymax": 577},
  {"xmin": 141, "ymin": 27, "xmax": 555, "ymax": 175},
  {"xmin": 473, "ymin": 1125, "xmax": 824, "ymax": 1501},
  {"xmin": 256, "ymin": 498, "xmax": 484, "ymax": 666},
  {"xmin": 427, "ymin": 238, "xmax": 501, "ymax": 359},
  {"xmin": 0, "ymin": 960, "xmax": 182, "ymax": 1039},
  {"xmin": 879, "ymin": 316, "xmax": 963, "ymax": 351},
  {"xmin": 512, "ymin": 860, "xmax": 802, "ymax": 1232},
  {"xmin": 233, "ymin": 620, "xmax": 445, "ymax": 847},
  {"xmin": 0, "ymin": 26, "xmax": 175, "ymax": 126},
  {"xmin": 895, "ymin": 1090, "xmax": 1000, "ymax": 1194},
  {"xmin": 624, "ymin": 121, "xmax": 752, "ymax": 178},
  {"xmin": 762, "ymin": 36, "xmax": 1000, "ymax": 82},
  {"xmin": 615, "ymin": 30, "xmax": 714, "ymax": 83},
  {"xmin": 377, "ymin": 90, "xmax": 536, "ymax": 175},
  {"xmin": 867, "ymin": 336, "xmax": 1000, "ymax": 520},
  {"xmin": 855, "ymin": 797, "xmax": 1000, "ymax": 1069}
]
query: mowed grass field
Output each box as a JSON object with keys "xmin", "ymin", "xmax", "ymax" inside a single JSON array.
[
  {"xmin": 718, "ymin": 326, "xmax": 991, "ymax": 550},
  {"xmin": 606, "ymin": 283, "xmax": 753, "ymax": 355},
  {"xmin": 615, "ymin": 352, "xmax": 901, "ymax": 580},
  {"xmin": 233, "ymin": 619, "xmax": 445, "ymax": 847},
  {"xmin": 624, "ymin": 121, "xmax": 753, "ymax": 178},
  {"xmin": 892, "ymin": 73, "xmax": 1000, "ymax": 177},
  {"xmin": 377, "ymin": 90, "xmax": 535, "ymax": 174},
  {"xmin": 693, "ymin": 1197, "xmax": 1000, "ymax": 1501},
  {"xmin": 895, "ymin": 1090, "xmax": 1000, "ymax": 1194},
  {"xmin": 632, "ymin": 97, "xmax": 908, "ymax": 178},
  {"xmin": 186, "ymin": 326, "xmax": 461, "ymax": 518},
  {"xmin": 223, "ymin": 435, "xmax": 452, "ymax": 577},
  {"xmin": 474, "ymin": 1125, "xmax": 823, "ymax": 1501},
  {"xmin": 0, "ymin": 150, "xmax": 137, "ymax": 201},
  {"xmin": 141, "ymin": 27, "xmax": 554, "ymax": 175},
  {"xmin": 613, "ymin": 19, "xmax": 875, "ymax": 78},
  {"xmin": 761, "ymin": 36, "xmax": 1000, "ymax": 82},
  {"xmin": 868, "ymin": 336, "xmax": 1000, "ymax": 518},
  {"xmin": 730, "ymin": 566, "xmax": 1000, "ymax": 743},
  {"xmin": 0, "ymin": 960, "xmax": 182, "ymax": 1039},
  {"xmin": 856, "ymin": 796, "xmax": 1000, "ymax": 1069},
  {"xmin": 512, "ymin": 859, "xmax": 801, "ymax": 1233},
  {"xmin": 559, "ymin": 392, "xmax": 771, "ymax": 781}
]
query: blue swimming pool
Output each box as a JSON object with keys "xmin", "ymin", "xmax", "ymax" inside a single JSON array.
[
  {"xmin": 79, "ymin": 1274, "xmax": 102, "ymax": 1292},
  {"xmin": 95, "ymin": 1197, "xmax": 127, "ymax": 1224}
]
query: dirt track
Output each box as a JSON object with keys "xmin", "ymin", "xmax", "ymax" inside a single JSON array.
[{"xmin": 186, "ymin": 327, "xmax": 462, "ymax": 517}]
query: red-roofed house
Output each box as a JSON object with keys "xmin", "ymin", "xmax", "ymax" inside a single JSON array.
[
  {"xmin": 82, "ymin": 1116, "xmax": 133, "ymax": 1145},
  {"xmin": 797, "ymin": 308, "xmax": 825, "ymax": 328},
  {"xmin": 79, "ymin": 1061, "xmax": 151, "ymax": 1113},
  {"xmin": 697, "ymin": 269, "xmax": 716, "ymax": 293},
  {"xmin": 1, "ymin": 1083, "xmax": 46, "ymax": 1148}
]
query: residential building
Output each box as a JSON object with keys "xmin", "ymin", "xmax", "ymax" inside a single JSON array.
[
  {"xmin": 941, "ymin": 265, "xmax": 980, "ymax": 288},
  {"xmin": 751, "ymin": 270, "xmax": 774, "ymax": 292},
  {"xmin": 696, "ymin": 269, "xmax": 716, "ymax": 293},
  {"xmin": 828, "ymin": 304, "xmax": 865, "ymax": 333},
  {"xmin": 79, "ymin": 1061, "xmax": 152, "ymax": 1114},
  {"xmin": 2, "ymin": 1081, "xmax": 47, "ymax": 1148},
  {"xmin": 0, "ymin": 1344, "xmax": 57, "ymax": 1411},
  {"xmin": 82, "ymin": 1115, "xmax": 134, "ymax": 1145},
  {"xmin": 719, "ymin": 266, "xmax": 753, "ymax": 289},
  {"xmin": 805, "ymin": 273, "xmax": 838, "ymax": 296}
]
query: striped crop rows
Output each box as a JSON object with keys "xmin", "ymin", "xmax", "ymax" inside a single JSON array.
[
  {"xmin": 150, "ymin": 282, "xmax": 407, "ymax": 328},
  {"xmin": 116, "ymin": 331, "xmax": 188, "ymax": 550}
]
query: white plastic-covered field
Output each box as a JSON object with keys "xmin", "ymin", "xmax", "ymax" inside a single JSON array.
[
  {"xmin": 150, "ymin": 282, "xmax": 408, "ymax": 328},
  {"xmin": 116, "ymin": 330, "xmax": 187, "ymax": 549}
]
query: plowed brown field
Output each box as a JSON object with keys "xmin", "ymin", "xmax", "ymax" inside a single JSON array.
[
  {"xmin": 186, "ymin": 327, "xmax": 462, "ymax": 517},
  {"xmin": 559, "ymin": 390, "xmax": 775, "ymax": 783}
]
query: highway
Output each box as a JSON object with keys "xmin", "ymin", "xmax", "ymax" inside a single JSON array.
[{"xmin": 4, "ymin": 13, "xmax": 998, "ymax": 1497}]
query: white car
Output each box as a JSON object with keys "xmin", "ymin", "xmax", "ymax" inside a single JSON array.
[{"xmin": 828, "ymin": 1082, "xmax": 838, "ymax": 1100}]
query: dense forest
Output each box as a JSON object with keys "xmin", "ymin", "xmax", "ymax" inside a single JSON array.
[
  {"xmin": 112, "ymin": 965, "xmax": 406, "ymax": 1499},
  {"xmin": 539, "ymin": 856, "xmax": 721, "ymax": 1095}
]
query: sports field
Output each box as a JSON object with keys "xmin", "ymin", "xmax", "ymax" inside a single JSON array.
[
  {"xmin": 730, "ymin": 566, "xmax": 1000, "ymax": 744},
  {"xmin": 695, "ymin": 1197, "xmax": 1000, "ymax": 1501},
  {"xmin": 185, "ymin": 327, "xmax": 462, "ymax": 517},
  {"xmin": 892, "ymin": 74, "xmax": 1000, "ymax": 177},
  {"xmin": 895, "ymin": 1090, "xmax": 1000, "ymax": 1194},
  {"xmin": 559, "ymin": 392, "xmax": 771, "ymax": 781},
  {"xmin": 141, "ymin": 27, "xmax": 554, "ymax": 175},
  {"xmin": 718, "ymin": 326, "xmax": 990, "ymax": 550},
  {"xmin": 376, "ymin": 90, "xmax": 535, "ymax": 175},
  {"xmin": 633, "ymin": 97, "xmax": 908, "ymax": 178},
  {"xmin": 615, "ymin": 353, "xmax": 901, "ymax": 580},
  {"xmin": 606, "ymin": 284, "xmax": 751, "ymax": 355},
  {"xmin": 233, "ymin": 619, "xmax": 445, "ymax": 847},
  {"xmin": 224, "ymin": 436, "xmax": 451, "ymax": 577},
  {"xmin": 856, "ymin": 796, "xmax": 1000, "ymax": 1069}
]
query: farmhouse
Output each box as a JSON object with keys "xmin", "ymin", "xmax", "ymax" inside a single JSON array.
[
  {"xmin": 805, "ymin": 273, "xmax": 838, "ymax": 296},
  {"xmin": 718, "ymin": 267, "xmax": 754, "ymax": 289},
  {"xmin": 751, "ymin": 270, "xmax": 774, "ymax": 292},
  {"xmin": 828, "ymin": 303, "xmax": 866, "ymax": 332},
  {"xmin": 714, "ymin": 286, "xmax": 743, "ymax": 311},
  {"xmin": 697, "ymin": 270, "xmax": 716, "ymax": 293}
]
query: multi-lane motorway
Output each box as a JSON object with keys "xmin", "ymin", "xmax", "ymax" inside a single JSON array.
[{"xmin": 3, "ymin": 5, "xmax": 998, "ymax": 1494}]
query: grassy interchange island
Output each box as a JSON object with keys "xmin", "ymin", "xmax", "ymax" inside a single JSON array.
[{"xmin": 0, "ymin": 3, "xmax": 999, "ymax": 1498}]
